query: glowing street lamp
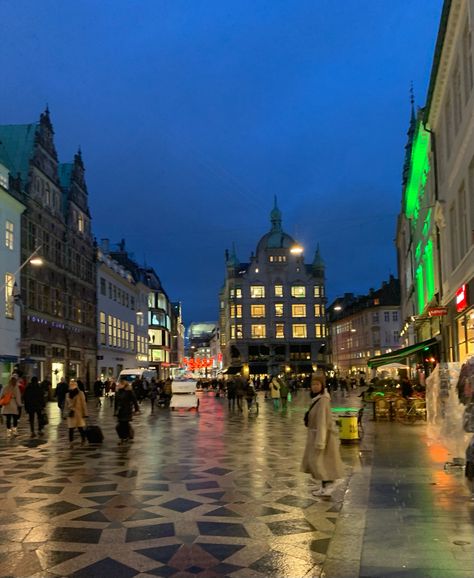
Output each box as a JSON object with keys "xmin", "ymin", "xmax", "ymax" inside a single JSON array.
[
  {"xmin": 290, "ymin": 244, "xmax": 303, "ymax": 255},
  {"xmin": 1, "ymin": 246, "xmax": 44, "ymax": 300},
  {"xmin": 333, "ymin": 305, "xmax": 342, "ymax": 311}
]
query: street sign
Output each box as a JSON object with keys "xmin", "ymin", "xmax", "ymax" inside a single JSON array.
[{"xmin": 428, "ymin": 307, "xmax": 448, "ymax": 317}]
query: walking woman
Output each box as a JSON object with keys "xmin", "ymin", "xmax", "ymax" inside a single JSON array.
[
  {"xmin": 301, "ymin": 374, "xmax": 345, "ymax": 496},
  {"xmin": 66, "ymin": 379, "xmax": 88, "ymax": 446},
  {"xmin": 1, "ymin": 376, "xmax": 22, "ymax": 437}
]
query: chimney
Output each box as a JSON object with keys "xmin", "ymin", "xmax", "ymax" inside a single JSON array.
[{"xmin": 101, "ymin": 238, "xmax": 110, "ymax": 253}]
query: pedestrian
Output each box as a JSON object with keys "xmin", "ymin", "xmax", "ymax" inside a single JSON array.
[
  {"xmin": 245, "ymin": 380, "xmax": 257, "ymax": 411},
  {"xmin": 339, "ymin": 377, "xmax": 349, "ymax": 397},
  {"xmin": 114, "ymin": 379, "xmax": 140, "ymax": 443},
  {"xmin": 93, "ymin": 378, "xmax": 104, "ymax": 407},
  {"xmin": 262, "ymin": 375, "xmax": 269, "ymax": 399},
  {"xmin": 149, "ymin": 379, "xmax": 158, "ymax": 413},
  {"xmin": 66, "ymin": 379, "xmax": 88, "ymax": 446},
  {"xmin": 270, "ymin": 375, "xmax": 281, "ymax": 410},
  {"xmin": 400, "ymin": 377, "xmax": 414, "ymax": 399},
  {"xmin": 466, "ymin": 436, "xmax": 474, "ymax": 502},
  {"xmin": 280, "ymin": 377, "xmax": 290, "ymax": 410},
  {"xmin": 234, "ymin": 373, "xmax": 246, "ymax": 412},
  {"xmin": 55, "ymin": 377, "xmax": 68, "ymax": 416},
  {"xmin": 226, "ymin": 378, "xmax": 237, "ymax": 411},
  {"xmin": 0, "ymin": 376, "xmax": 22, "ymax": 437},
  {"xmin": 40, "ymin": 376, "xmax": 51, "ymax": 403},
  {"xmin": 23, "ymin": 376, "xmax": 46, "ymax": 437},
  {"xmin": 301, "ymin": 373, "xmax": 345, "ymax": 497},
  {"xmin": 163, "ymin": 378, "xmax": 172, "ymax": 407}
]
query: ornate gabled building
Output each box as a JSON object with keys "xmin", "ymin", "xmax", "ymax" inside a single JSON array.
[
  {"xmin": 0, "ymin": 109, "xmax": 96, "ymax": 388},
  {"xmin": 219, "ymin": 200, "xmax": 328, "ymax": 377}
]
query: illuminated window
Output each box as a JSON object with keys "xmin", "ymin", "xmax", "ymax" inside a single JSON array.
[
  {"xmin": 230, "ymin": 324, "xmax": 243, "ymax": 339},
  {"xmin": 291, "ymin": 286, "xmax": 305, "ymax": 298},
  {"xmin": 230, "ymin": 304, "xmax": 236, "ymax": 318},
  {"xmin": 5, "ymin": 220, "xmax": 14, "ymax": 250},
  {"xmin": 275, "ymin": 303, "xmax": 284, "ymax": 317},
  {"xmin": 292, "ymin": 324, "xmax": 307, "ymax": 338},
  {"xmin": 292, "ymin": 304, "xmax": 306, "ymax": 317},
  {"xmin": 250, "ymin": 285, "xmax": 265, "ymax": 298},
  {"xmin": 251, "ymin": 304, "xmax": 265, "ymax": 318},
  {"xmin": 315, "ymin": 323, "xmax": 323, "ymax": 338},
  {"xmin": 235, "ymin": 304, "xmax": 242, "ymax": 317},
  {"xmin": 275, "ymin": 324, "xmax": 284, "ymax": 338},
  {"xmin": 251, "ymin": 324, "xmax": 266, "ymax": 338},
  {"xmin": 4, "ymin": 273, "xmax": 14, "ymax": 319},
  {"xmin": 77, "ymin": 213, "xmax": 85, "ymax": 233},
  {"xmin": 314, "ymin": 304, "xmax": 321, "ymax": 317},
  {"xmin": 274, "ymin": 285, "xmax": 283, "ymax": 297}
]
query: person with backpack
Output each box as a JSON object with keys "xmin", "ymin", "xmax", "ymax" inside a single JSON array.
[
  {"xmin": 0, "ymin": 376, "xmax": 22, "ymax": 437},
  {"xmin": 301, "ymin": 373, "xmax": 345, "ymax": 497},
  {"xmin": 23, "ymin": 376, "xmax": 46, "ymax": 437},
  {"xmin": 114, "ymin": 379, "xmax": 139, "ymax": 443}
]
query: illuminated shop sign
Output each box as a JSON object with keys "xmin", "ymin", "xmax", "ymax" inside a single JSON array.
[{"xmin": 456, "ymin": 284, "xmax": 468, "ymax": 313}]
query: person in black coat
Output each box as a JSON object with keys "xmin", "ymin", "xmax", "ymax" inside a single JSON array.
[
  {"xmin": 23, "ymin": 376, "xmax": 46, "ymax": 437},
  {"xmin": 55, "ymin": 377, "xmax": 68, "ymax": 416},
  {"xmin": 114, "ymin": 380, "xmax": 139, "ymax": 443}
]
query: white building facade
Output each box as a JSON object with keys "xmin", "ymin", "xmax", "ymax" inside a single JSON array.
[
  {"xmin": 96, "ymin": 247, "xmax": 149, "ymax": 380},
  {"xmin": 0, "ymin": 163, "xmax": 25, "ymax": 383}
]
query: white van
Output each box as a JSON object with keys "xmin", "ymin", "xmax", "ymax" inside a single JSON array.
[{"xmin": 118, "ymin": 368, "xmax": 157, "ymax": 383}]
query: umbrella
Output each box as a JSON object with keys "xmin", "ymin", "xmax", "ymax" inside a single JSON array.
[{"xmin": 376, "ymin": 362, "xmax": 409, "ymax": 370}]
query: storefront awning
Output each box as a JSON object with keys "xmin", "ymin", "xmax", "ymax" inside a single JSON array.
[
  {"xmin": 0, "ymin": 355, "xmax": 18, "ymax": 363},
  {"xmin": 367, "ymin": 337, "xmax": 439, "ymax": 369},
  {"xmin": 223, "ymin": 365, "xmax": 242, "ymax": 375}
]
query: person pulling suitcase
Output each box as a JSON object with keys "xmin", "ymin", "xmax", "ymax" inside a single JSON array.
[{"xmin": 114, "ymin": 378, "xmax": 140, "ymax": 444}]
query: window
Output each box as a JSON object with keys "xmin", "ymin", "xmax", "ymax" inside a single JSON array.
[
  {"xmin": 100, "ymin": 312, "xmax": 106, "ymax": 345},
  {"xmin": 315, "ymin": 323, "xmax": 323, "ymax": 338},
  {"xmin": 4, "ymin": 273, "xmax": 14, "ymax": 318},
  {"xmin": 314, "ymin": 304, "xmax": 321, "ymax": 317},
  {"xmin": 251, "ymin": 304, "xmax": 266, "ymax": 318},
  {"xmin": 292, "ymin": 324, "xmax": 307, "ymax": 338},
  {"xmin": 392, "ymin": 311, "xmax": 398, "ymax": 322},
  {"xmin": 292, "ymin": 304, "xmax": 306, "ymax": 317},
  {"xmin": 100, "ymin": 278, "xmax": 106, "ymax": 296},
  {"xmin": 251, "ymin": 324, "xmax": 266, "ymax": 338},
  {"xmin": 275, "ymin": 324, "xmax": 284, "ymax": 338},
  {"xmin": 275, "ymin": 303, "xmax": 284, "ymax": 317},
  {"xmin": 372, "ymin": 312, "xmax": 379, "ymax": 324},
  {"xmin": 274, "ymin": 285, "xmax": 283, "ymax": 297},
  {"xmin": 230, "ymin": 324, "xmax": 243, "ymax": 339},
  {"xmin": 393, "ymin": 331, "xmax": 399, "ymax": 344},
  {"xmin": 384, "ymin": 312, "xmax": 390, "ymax": 322},
  {"xmin": 250, "ymin": 285, "xmax": 265, "ymax": 298},
  {"xmin": 77, "ymin": 212, "xmax": 85, "ymax": 233},
  {"xmin": 291, "ymin": 286, "xmax": 306, "ymax": 298},
  {"xmin": 314, "ymin": 285, "xmax": 321, "ymax": 297},
  {"xmin": 5, "ymin": 220, "xmax": 14, "ymax": 250}
]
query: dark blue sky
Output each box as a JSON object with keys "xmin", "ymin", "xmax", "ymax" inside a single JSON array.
[{"xmin": 0, "ymin": 0, "xmax": 443, "ymax": 324}]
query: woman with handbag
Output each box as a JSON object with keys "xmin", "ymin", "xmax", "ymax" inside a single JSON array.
[
  {"xmin": 301, "ymin": 374, "xmax": 345, "ymax": 497},
  {"xmin": 0, "ymin": 376, "xmax": 22, "ymax": 437},
  {"xmin": 66, "ymin": 379, "xmax": 88, "ymax": 446}
]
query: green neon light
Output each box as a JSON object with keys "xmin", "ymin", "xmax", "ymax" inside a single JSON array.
[
  {"xmin": 424, "ymin": 239, "xmax": 435, "ymax": 302},
  {"xmin": 422, "ymin": 209, "xmax": 432, "ymax": 237},
  {"xmin": 415, "ymin": 241, "xmax": 421, "ymax": 263},
  {"xmin": 405, "ymin": 122, "xmax": 431, "ymax": 221},
  {"xmin": 416, "ymin": 265, "xmax": 424, "ymax": 314}
]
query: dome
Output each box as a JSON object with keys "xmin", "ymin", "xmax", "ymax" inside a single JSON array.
[{"xmin": 256, "ymin": 230, "xmax": 295, "ymax": 254}]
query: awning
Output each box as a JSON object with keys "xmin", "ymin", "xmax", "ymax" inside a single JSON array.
[
  {"xmin": 367, "ymin": 337, "xmax": 439, "ymax": 369},
  {"xmin": 0, "ymin": 355, "xmax": 18, "ymax": 363},
  {"xmin": 223, "ymin": 365, "xmax": 242, "ymax": 375}
]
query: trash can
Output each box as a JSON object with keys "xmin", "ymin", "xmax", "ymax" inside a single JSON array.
[{"xmin": 338, "ymin": 412, "xmax": 359, "ymax": 442}]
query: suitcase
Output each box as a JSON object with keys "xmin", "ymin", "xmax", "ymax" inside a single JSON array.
[
  {"xmin": 85, "ymin": 425, "xmax": 104, "ymax": 443},
  {"xmin": 116, "ymin": 421, "xmax": 134, "ymax": 440}
]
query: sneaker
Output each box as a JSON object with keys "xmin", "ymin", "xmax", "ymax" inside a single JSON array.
[
  {"xmin": 312, "ymin": 484, "xmax": 335, "ymax": 497},
  {"xmin": 6, "ymin": 429, "xmax": 12, "ymax": 438}
]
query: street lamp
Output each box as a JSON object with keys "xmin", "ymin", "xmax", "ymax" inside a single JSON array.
[
  {"xmin": 334, "ymin": 305, "xmax": 342, "ymax": 311},
  {"xmin": 1, "ymin": 246, "xmax": 44, "ymax": 300}
]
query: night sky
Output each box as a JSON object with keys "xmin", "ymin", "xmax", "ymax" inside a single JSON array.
[{"xmin": 0, "ymin": 0, "xmax": 443, "ymax": 324}]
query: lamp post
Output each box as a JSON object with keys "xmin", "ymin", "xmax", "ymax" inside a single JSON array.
[{"xmin": 0, "ymin": 246, "xmax": 43, "ymax": 305}]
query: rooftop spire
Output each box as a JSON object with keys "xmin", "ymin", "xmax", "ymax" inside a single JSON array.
[{"xmin": 270, "ymin": 196, "xmax": 282, "ymax": 232}]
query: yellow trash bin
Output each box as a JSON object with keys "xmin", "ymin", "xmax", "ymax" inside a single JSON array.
[{"xmin": 338, "ymin": 413, "xmax": 359, "ymax": 442}]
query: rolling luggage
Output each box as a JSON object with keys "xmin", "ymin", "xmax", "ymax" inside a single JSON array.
[{"xmin": 85, "ymin": 425, "xmax": 104, "ymax": 443}]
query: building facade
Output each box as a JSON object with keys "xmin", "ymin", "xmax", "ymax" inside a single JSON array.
[
  {"xmin": 397, "ymin": 0, "xmax": 474, "ymax": 366},
  {"xmin": 0, "ymin": 162, "xmax": 25, "ymax": 383},
  {"xmin": 219, "ymin": 201, "xmax": 327, "ymax": 377},
  {"xmin": 0, "ymin": 110, "xmax": 96, "ymax": 388},
  {"xmin": 96, "ymin": 242, "xmax": 149, "ymax": 380},
  {"xmin": 329, "ymin": 278, "xmax": 401, "ymax": 375}
]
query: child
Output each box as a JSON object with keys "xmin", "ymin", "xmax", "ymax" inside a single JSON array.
[{"xmin": 466, "ymin": 435, "xmax": 474, "ymax": 501}]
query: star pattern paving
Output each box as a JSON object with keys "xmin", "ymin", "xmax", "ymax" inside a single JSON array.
[{"xmin": 0, "ymin": 392, "xmax": 358, "ymax": 578}]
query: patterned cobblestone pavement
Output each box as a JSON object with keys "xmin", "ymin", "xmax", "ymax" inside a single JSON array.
[{"xmin": 0, "ymin": 391, "xmax": 361, "ymax": 578}]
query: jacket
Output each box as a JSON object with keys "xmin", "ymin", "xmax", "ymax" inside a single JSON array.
[
  {"xmin": 1, "ymin": 383, "xmax": 22, "ymax": 415},
  {"xmin": 301, "ymin": 391, "xmax": 345, "ymax": 481},
  {"xmin": 66, "ymin": 388, "xmax": 88, "ymax": 428},
  {"xmin": 23, "ymin": 383, "xmax": 46, "ymax": 413},
  {"xmin": 270, "ymin": 378, "xmax": 281, "ymax": 399},
  {"xmin": 115, "ymin": 386, "xmax": 139, "ymax": 421}
]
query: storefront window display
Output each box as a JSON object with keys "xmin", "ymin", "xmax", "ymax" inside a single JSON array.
[{"xmin": 456, "ymin": 308, "xmax": 474, "ymax": 362}]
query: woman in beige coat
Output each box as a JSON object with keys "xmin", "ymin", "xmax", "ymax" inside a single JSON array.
[
  {"xmin": 301, "ymin": 375, "xmax": 345, "ymax": 496},
  {"xmin": 66, "ymin": 379, "xmax": 88, "ymax": 445}
]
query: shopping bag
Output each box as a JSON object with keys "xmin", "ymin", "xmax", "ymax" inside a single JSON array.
[{"xmin": 288, "ymin": 392, "xmax": 292, "ymax": 402}]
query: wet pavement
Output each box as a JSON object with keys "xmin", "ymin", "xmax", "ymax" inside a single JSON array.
[{"xmin": 0, "ymin": 390, "xmax": 472, "ymax": 577}]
